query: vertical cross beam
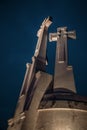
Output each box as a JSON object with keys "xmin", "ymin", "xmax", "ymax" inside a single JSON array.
[
  {"xmin": 49, "ymin": 27, "xmax": 76, "ymax": 93},
  {"xmin": 49, "ymin": 27, "xmax": 76, "ymax": 64}
]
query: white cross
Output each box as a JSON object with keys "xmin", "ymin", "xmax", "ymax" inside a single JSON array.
[{"xmin": 49, "ymin": 27, "xmax": 76, "ymax": 64}]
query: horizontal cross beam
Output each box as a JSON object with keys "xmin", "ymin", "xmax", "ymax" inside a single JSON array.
[{"xmin": 49, "ymin": 27, "xmax": 76, "ymax": 42}]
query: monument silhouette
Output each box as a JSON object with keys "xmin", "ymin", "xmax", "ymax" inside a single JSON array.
[{"xmin": 7, "ymin": 17, "xmax": 87, "ymax": 130}]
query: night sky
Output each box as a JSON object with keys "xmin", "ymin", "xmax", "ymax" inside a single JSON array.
[{"xmin": 0, "ymin": 0, "xmax": 87, "ymax": 129}]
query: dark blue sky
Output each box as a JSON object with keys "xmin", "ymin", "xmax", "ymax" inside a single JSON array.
[{"xmin": 0, "ymin": 0, "xmax": 87, "ymax": 129}]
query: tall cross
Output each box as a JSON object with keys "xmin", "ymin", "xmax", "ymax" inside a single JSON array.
[{"xmin": 49, "ymin": 27, "xmax": 76, "ymax": 92}]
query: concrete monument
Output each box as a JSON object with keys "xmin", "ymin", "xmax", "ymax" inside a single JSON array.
[{"xmin": 7, "ymin": 17, "xmax": 87, "ymax": 130}]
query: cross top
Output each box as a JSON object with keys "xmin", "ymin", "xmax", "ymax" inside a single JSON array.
[
  {"xmin": 49, "ymin": 27, "xmax": 76, "ymax": 41},
  {"xmin": 49, "ymin": 27, "xmax": 76, "ymax": 64}
]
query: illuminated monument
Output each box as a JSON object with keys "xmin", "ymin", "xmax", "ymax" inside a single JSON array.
[{"xmin": 7, "ymin": 17, "xmax": 87, "ymax": 130}]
